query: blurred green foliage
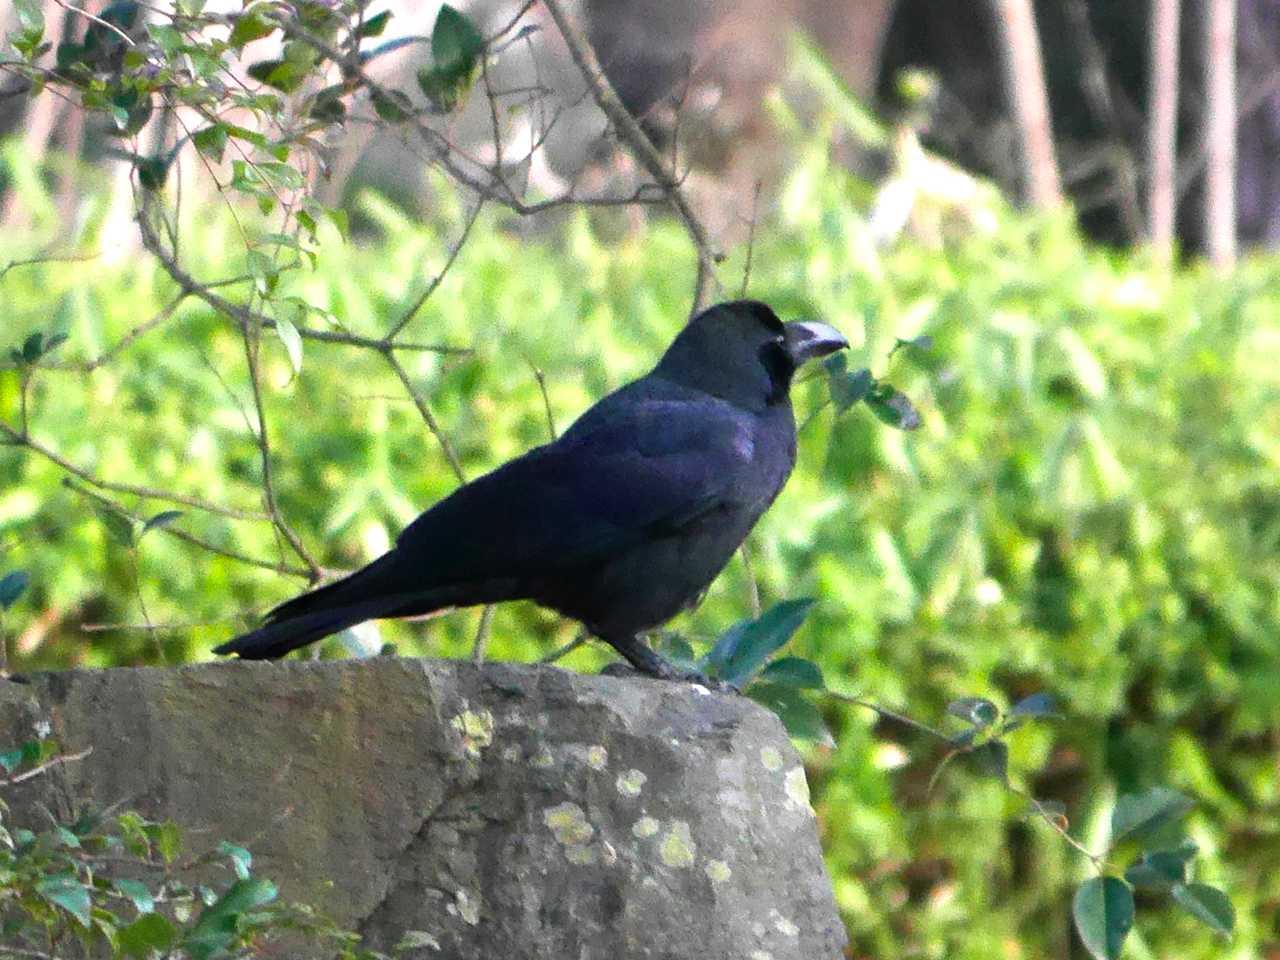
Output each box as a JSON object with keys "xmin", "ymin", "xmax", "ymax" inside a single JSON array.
[{"xmin": 3, "ymin": 110, "xmax": 1279, "ymax": 958}]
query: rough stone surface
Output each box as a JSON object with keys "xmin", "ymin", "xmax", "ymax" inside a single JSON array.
[{"xmin": 0, "ymin": 659, "xmax": 847, "ymax": 959}]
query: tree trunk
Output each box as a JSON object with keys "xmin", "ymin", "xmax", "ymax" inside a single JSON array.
[
  {"xmin": 990, "ymin": 0, "xmax": 1061, "ymax": 208},
  {"xmin": 1147, "ymin": 0, "xmax": 1181, "ymax": 260},
  {"xmin": 1204, "ymin": 0, "xmax": 1236, "ymax": 267}
]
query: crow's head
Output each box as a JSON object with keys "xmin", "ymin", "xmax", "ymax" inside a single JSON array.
[{"xmin": 655, "ymin": 299, "xmax": 848, "ymax": 410}]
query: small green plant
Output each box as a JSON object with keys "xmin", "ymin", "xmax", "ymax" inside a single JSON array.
[
  {"xmin": 670, "ymin": 598, "xmax": 1235, "ymax": 960},
  {"xmin": 0, "ymin": 735, "xmax": 422, "ymax": 958}
]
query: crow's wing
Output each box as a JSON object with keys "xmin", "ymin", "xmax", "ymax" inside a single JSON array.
[{"xmin": 393, "ymin": 397, "xmax": 757, "ymax": 584}]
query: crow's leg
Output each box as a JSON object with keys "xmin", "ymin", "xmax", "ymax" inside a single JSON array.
[{"xmin": 602, "ymin": 634, "xmax": 734, "ymax": 693}]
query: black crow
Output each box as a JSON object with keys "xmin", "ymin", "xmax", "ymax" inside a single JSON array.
[{"xmin": 215, "ymin": 300, "xmax": 847, "ymax": 683}]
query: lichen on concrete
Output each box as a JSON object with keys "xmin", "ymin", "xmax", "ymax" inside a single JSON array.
[
  {"xmin": 616, "ymin": 768, "xmax": 647, "ymax": 796},
  {"xmin": 658, "ymin": 820, "xmax": 696, "ymax": 868}
]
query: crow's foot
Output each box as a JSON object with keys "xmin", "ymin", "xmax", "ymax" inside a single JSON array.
[{"xmin": 599, "ymin": 639, "xmax": 737, "ymax": 694}]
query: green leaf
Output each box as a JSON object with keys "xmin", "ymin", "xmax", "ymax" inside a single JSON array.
[
  {"xmin": 758, "ymin": 656, "xmax": 825, "ymax": 689},
  {"xmin": 119, "ymin": 912, "xmax": 177, "ymax": 957},
  {"xmin": 966, "ymin": 740, "xmax": 1008, "ymax": 783},
  {"xmin": 701, "ymin": 598, "xmax": 816, "ymax": 687},
  {"xmin": 746, "ymin": 681, "xmax": 834, "ymax": 745},
  {"xmin": 1072, "ymin": 876, "xmax": 1134, "ymax": 960},
  {"xmin": 247, "ymin": 58, "xmax": 308, "ymax": 93},
  {"xmin": 151, "ymin": 819, "xmax": 182, "ymax": 864},
  {"xmin": 307, "ymin": 84, "xmax": 348, "ymax": 123},
  {"xmin": 1110, "ymin": 787, "xmax": 1194, "ymax": 846},
  {"xmin": 256, "ymin": 161, "xmax": 305, "ymax": 189},
  {"xmin": 1009, "ymin": 692, "xmax": 1059, "ymax": 719},
  {"xmin": 1124, "ymin": 841, "xmax": 1198, "ymax": 891},
  {"xmin": 136, "ymin": 155, "xmax": 170, "ymax": 191},
  {"xmin": 96, "ymin": 506, "xmax": 136, "ymax": 547},
  {"xmin": 38, "ymin": 874, "xmax": 92, "ymax": 927},
  {"xmin": 0, "ymin": 570, "xmax": 30, "ymax": 610},
  {"xmin": 21, "ymin": 331, "xmax": 44, "ymax": 362},
  {"xmin": 229, "ymin": 3, "xmax": 279, "ymax": 48},
  {"xmin": 113, "ymin": 877, "xmax": 155, "ymax": 913},
  {"xmin": 218, "ymin": 840, "xmax": 253, "ymax": 880},
  {"xmin": 432, "ymin": 5, "xmax": 484, "ymax": 73},
  {"xmin": 866, "ymin": 381, "xmax": 921, "ymax": 430},
  {"xmin": 946, "ymin": 697, "xmax": 999, "ymax": 728},
  {"xmin": 184, "ymin": 878, "xmax": 278, "ymax": 960},
  {"xmin": 11, "ymin": 0, "xmax": 45, "ymax": 57},
  {"xmin": 416, "ymin": 4, "xmax": 484, "ymax": 112},
  {"xmin": 356, "ymin": 10, "xmax": 393, "ymax": 39},
  {"xmin": 652, "ymin": 633, "xmax": 696, "ymax": 669},
  {"xmin": 275, "ymin": 315, "xmax": 304, "ymax": 376},
  {"xmin": 192, "ymin": 124, "xmax": 229, "ymax": 162},
  {"xmin": 1171, "ymin": 882, "xmax": 1235, "ymax": 936},
  {"xmin": 141, "ymin": 510, "xmax": 184, "ymax": 536},
  {"xmin": 326, "ymin": 207, "xmax": 350, "ymax": 241},
  {"xmin": 372, "ymin": 88, "xmax": 414, "ymax": 122},
  {"xmin": 829, "ymin": 367, "xmax": 874, "ymax": 413}
]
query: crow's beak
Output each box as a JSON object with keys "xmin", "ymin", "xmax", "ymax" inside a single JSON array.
[{"xmin": 783, "ymin": 321, "xmax": 849, "ymax": 364}]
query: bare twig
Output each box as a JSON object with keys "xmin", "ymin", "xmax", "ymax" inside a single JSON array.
[
  {"xmin": 739, "ymin": 538, "xmax": 761, "ymax": 618},
  {"xmin": 381, "ymin": 350, "xmax": 466, "ymax": 483},
  {"xmin": 51, "ymin": 0, "xmax": 135, "ymax": 46},
  {"xmin": 0, "ymin": 251, "xmax": 99, "ymax": 283},
  {"xmin": 235, "ymin": 292, "xmax": 323, "ymax": 581},
  {"xmin": 529, "ymin": 362, "xmax": 558, "ymax": 439},
  {"xmin": 540, "ymin": 629, "xmax": 589, "ymax": 663},
  {"xmin": 539, "ymin": 0, "xmax": 723, "ymax": 312},
  {"xmin": 63, "ymin": 479, "xmax": 312, "ymax": 578},
  {"xmin": 471, "ymin": 604, "xmax": 496, "ymax": 663},
  {"xmin": 1, "ymin": 746, "xmax": 93, "ymax": 788},
  {"xmin": 0, "ymin": 421, "xmax": 270, "ymax": 521},
  {"xmin": 385, "ymin": 199, "xmax": 486, "ymax": 341},
  {"xmin": 739, "ymin": 180, "xmax": 763, "ymax": 297}
]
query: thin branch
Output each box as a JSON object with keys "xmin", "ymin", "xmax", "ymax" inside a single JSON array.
[
  {"xmin": 51, "ymin": 0, "xmax": 135, "ymax": 46},
  {"xmin": 385, "ymin": 198, "xmax": 485, "ymax": 341},
  {"xmin": 540, "ymin": 629, "xmax": 589, "ymax": 663},
  {"xmin": 738, "ymin": 539, "xmax": 761, "ymax": 618},
  {"xmin": 234, "ymin": 266, "xmax": 323, "ymax": 582},
  {"xmin": 824, "ymin": 690, "xmax": 951, "ymax": 741},
  {"xmin": 381, "ymin": 349, "xmax": 466, "ymax": 483},
  {"xmin": 64, "ymin": 480, "xmax": 312, "ymax": 578},
  {"xmin": 1, "ymin": 746, "xmax": 93, "ymax": 788},
  {"xmin": 0, "ymin": 421, "xmax": 270, "ymax": 521},
  {"xmin": 529, "ymin": 362, "xmax": 558, "ymax": 439},
  {"xmin": 471, "ymin": 604, "xmax": 496, "ymax": 663},
  {"xmin": 0, "ymin": 251, "xmax": 99, "ymax": 284},
  {"xmin": 539, "ymin": 0, "xmax": 723, "ymax": 312},
  {"xmin": 739, "ymin": 180, "xmax": 763, "ymax": 297}
]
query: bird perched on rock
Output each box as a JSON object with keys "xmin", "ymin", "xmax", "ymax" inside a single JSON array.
[{"xmin": 216, "ymin": 299, "xmax": 847, "ymax": 684}]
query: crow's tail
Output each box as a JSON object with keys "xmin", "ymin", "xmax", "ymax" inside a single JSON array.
[
  {"xmin": 213, "ymin": 599, "xmax": 394, "ymax": 659},
  {"xmin": 214, "ymin": 551, "xmax": 426, "ymax": 660}
]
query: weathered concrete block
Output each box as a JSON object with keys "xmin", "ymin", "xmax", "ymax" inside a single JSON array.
[{"xmin": 1, "ymin": 659, "xmax": 846, "ymax": 959}]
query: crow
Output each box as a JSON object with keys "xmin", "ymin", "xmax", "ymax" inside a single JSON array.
[{"xmin": 215, "ymin": 300, "xmax": 847, "ymax": 684}]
